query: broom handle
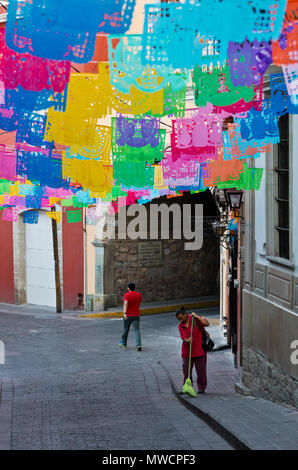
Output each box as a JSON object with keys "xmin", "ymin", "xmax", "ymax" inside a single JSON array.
[{"xmin": 188, "ymin": 316, "xmax": 194, "ymax": 379}]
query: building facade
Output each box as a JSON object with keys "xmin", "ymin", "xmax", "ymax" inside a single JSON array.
[
  {"xmin": 0, "ymin": 207, "xmax": 84, "ymax": 311},
  {"xmin": 85, "ymin": 191, "xmax": 220, "ymax": 309},
  {"xmin": 241, "ymin": 112, "xmax": 298, "ymax": 408}
]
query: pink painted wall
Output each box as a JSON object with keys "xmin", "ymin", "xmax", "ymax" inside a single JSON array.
[{"xmin": 0, "ymin": 216, "xmax": 15, "ymax": 303}]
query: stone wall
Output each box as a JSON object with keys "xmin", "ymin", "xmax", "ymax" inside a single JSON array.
[
  {"xmin": 112, "ymin": 233, "xmax": 219, "ymax": 305},
  {"xmin": 242, "ymin": 346, "xmax": 298, "ymax": 409}
]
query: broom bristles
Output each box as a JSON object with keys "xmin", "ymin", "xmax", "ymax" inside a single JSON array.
[{"xmin": 182, "ymin": 378, "xmax": 197, "ymax": 397}]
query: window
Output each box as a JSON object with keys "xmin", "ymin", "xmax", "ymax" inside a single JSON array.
[{"xmin": 275, "ymin": 113, "xmax": 290, "ymax": 260}]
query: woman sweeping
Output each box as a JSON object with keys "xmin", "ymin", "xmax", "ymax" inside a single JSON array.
[{"xmin": 176, "ymin": 307, "xmax": 210, "ymax": 394}]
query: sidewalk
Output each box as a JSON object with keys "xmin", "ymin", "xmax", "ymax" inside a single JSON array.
[
  {"xmin": 165, "ymin": 352, "xmax": 298, "ymax": 450},
  {"xmin": 0, "ymin": 296, "xmax": 220, "ymax": 320},
  {"xmin": 77, "ymin": 295, "xmax": 220, "ymax": 319}
]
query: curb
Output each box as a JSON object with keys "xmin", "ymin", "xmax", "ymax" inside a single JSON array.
[
  {"xmin": 0, "ymin": 379, "xmax": 13, "ymax": 450},
  {"xmin": 77, "ymin": 299, "xmax": 220, "ymax": 319},
  {"xmin": 159, "ymin": 362, "xmax": 250, "ymax": 451}
]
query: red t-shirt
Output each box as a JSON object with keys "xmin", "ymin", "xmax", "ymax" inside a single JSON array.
[
  {"xmin": 124, "ymin": 291, "xmax": 142, "ymax": 316},
  {"xmin": 178, "ymin": 314, "xmax": 206, "ymax": 358}
]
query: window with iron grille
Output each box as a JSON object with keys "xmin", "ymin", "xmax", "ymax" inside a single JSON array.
[{"xmin": 275, "ymin": 113, "xmax": 290, "ymax": 260}]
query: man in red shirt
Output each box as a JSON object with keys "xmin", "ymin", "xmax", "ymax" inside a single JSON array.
[
  {"xmin": 176, "ymin": 307, "xmax": 209, "ymax": 393},
  {"xmin": 118, "ymin": 283, "xmax": 142, "ymax": 351}
]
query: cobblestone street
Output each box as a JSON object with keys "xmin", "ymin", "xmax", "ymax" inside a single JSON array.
[{"xmin": 0, "ymin": 310, "xmax": 233, "ymax": 450}]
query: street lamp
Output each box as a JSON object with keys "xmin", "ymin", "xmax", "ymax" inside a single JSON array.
[
  {"xmin": 224, "ymin": 190, "xmax": 243, "ymax": 210},
  {"xmin": 212, "ymin": 221, "xmax": 228, "ymax": 237}
]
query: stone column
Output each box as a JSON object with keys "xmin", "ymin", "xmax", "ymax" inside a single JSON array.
[{"xmin": 92, "ymin": 240, "xmax": 117, "ymax": 311}]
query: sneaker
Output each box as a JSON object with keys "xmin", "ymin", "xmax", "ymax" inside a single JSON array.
[
  {"xmin": 137, "ymin": 346, "xmax": 142, "ymax": 351},
  {"xmin": 197, "ymin": 390, "xmax": 205, "ymax": 394},
  {"xmin": 118, "ymin": 341, "xmax": 127, "ymax": 349}
]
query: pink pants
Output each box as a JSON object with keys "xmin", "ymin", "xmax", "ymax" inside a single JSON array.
[{"xmin": 182, "ymin": 354, "xmax": 207, "ymax": 391}]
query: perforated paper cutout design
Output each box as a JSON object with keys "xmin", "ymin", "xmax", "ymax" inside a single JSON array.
[
  {"xmin": 272, "ymin": 1, "xmax": 298, "ymax": 65},
  {"xmin": 228, "ymin": 39, "xmax": 272, "ymax": 86},
  {"xmin": 161, "ymin": 151, "xmax": 202, "ymax": 191},
  {"xmin": 114, "ymin": 116, "xmax": 160, "ymax": 148},
  {"xmin": 108, "ymin": 35, "xmax": 187, "ymax": 94},
  {"xmin": 273, "ymin": 26, "xmax": 298, "ymax": 64},
  {"xmin": 46, "ymin": 211, "xmax": 61, "ymax": 223},
  {"xmin": 102, "ymin": 63, "xmax": 186, "ymax": 117},
  {"xmin": 213, "ymin": 163, "xmax": 264, "ymax": 190},
  {"xmin": 44, "ymin": 72, "xmax": 117, "ymax": 146},
  {"xmin": 203, "ymin": 148, "xmax": 245, "ymax": 185},
  {"xmin": 62, "ymin": 152, "xmax": 113, "ymax": 193},
  {"xmin": 267, "ymin": 73, "xmax": 298, "ymax": 115},
  {"xmin": 66, "ymin": 210, "xmax": 82, "ymax": 224},
  {"xmin": 0, "ymin": 87, "xmax": 67, "ymax": 117},
  {"xmin": 6, "ymin": 0, "xmax": 136, "ymax": 62},
  {"xmin": 67, "ymin": 126, "xmax": 111, "ymax": 164},
  {"xmin": 111, "ymin": 117, "xmax": 165, "ymax": 163},
  {"xmin": 113, "ymin": 159, "xmax": 154, "ymax": 189},
  {"xmin": 0, "ymin": 29, "xmax": 70, "ymax": 92},
  {"xmin": 193, "ymin": 65, "xmax": 255, "ymax": 108},
  {"xmin": 0, "ymin": 147, "xmax": 17, "ymax": 181},
  {"xmin": 142, "ymin": 3, "xmax": 228, "ymax": 68},
  {"xmin": 44, "ymin": 113, "xmax": 98, "ymax": 148},
  {"xmin": 153, "ymin": 165, "xmax": 168, "ymax": 190},
  {"xmin": 174, "ymin": 111, "xmax": 222, "ymax": 149},
  {"xmin": 282, "ymin": 64, "xmax": 298, "ymax": 95},
  {"xmin": 16, "ymin": 150, "xmax": 64, "ymax": 189},
  {"xmin": 2, "ymin": 207, "xmax": 19, "ymax": 221},
  {"xmin": 142, "ymin": 1, "xmax": 286, "ymax": 68},
  {"xmin": 223, "ymin": 123, "xmax": 272, "ymax": 160},
  {"xmin": 234, "ymin": 107, "xmax": 280, "ymax": 144},
  {"xmin": 48, "ymin": 65, "xmax": 186, "ymax": 123},
  {"xmin": 23, "ymin": 210, "xmax": 39, "ymax": 224},
  {"xmin": 16, "ymin": 113, "xmax": 52, "ymax": 149}
]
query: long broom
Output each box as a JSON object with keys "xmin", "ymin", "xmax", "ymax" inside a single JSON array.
[{"xmin": 182, "ymin": 316, "xmax": 197, "ymax": 397}]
